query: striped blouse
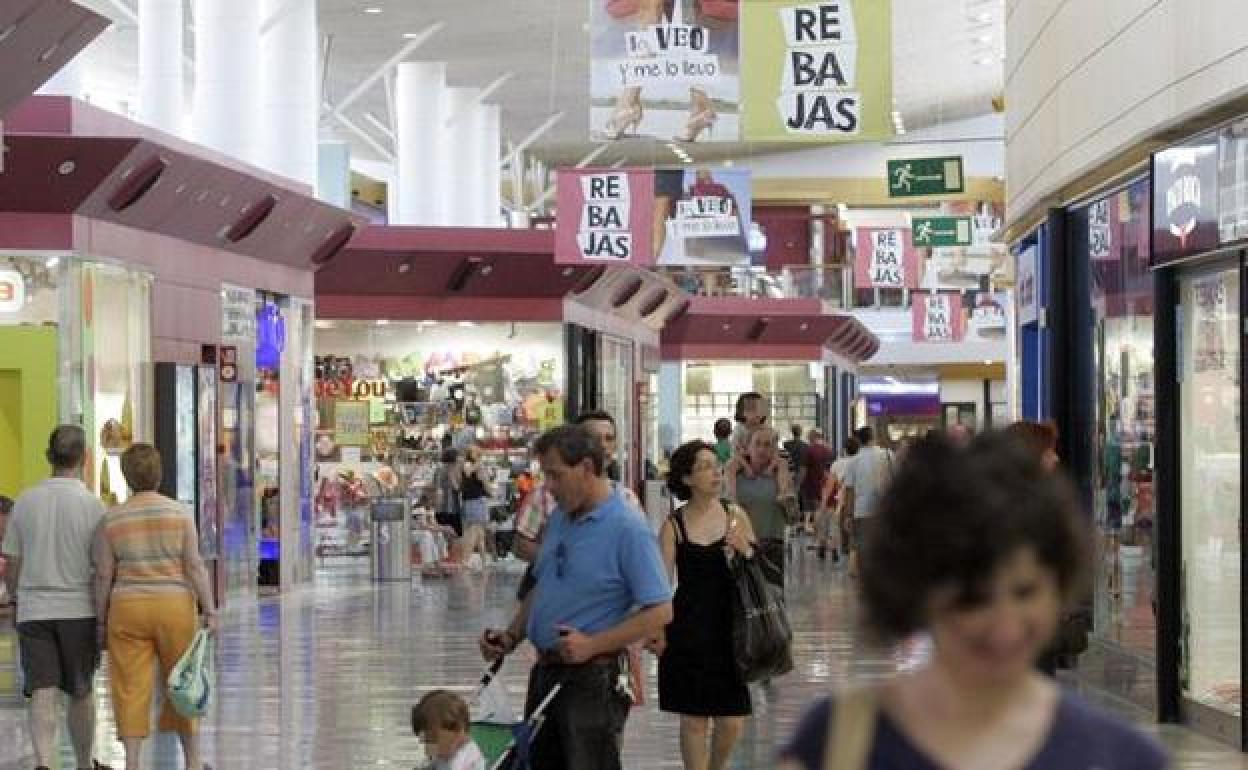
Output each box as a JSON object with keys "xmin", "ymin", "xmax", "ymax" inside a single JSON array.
[{"xmin": 102, "ymin": 498, "xmax": 194, "ymax": 597}]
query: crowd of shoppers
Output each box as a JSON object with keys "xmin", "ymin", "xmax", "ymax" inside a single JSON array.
[{"xmin": 3, "ymin": 405, "xmax": 1173, "ymax": 770}]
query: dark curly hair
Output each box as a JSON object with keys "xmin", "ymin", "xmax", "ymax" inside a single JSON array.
[
  {"xmin": 859, "ymin": 431, "xmax": 1090, "ymax": 642},
  {"xmin": 667, "ymin": 440, "xmax": 715, "ymax": 502}
]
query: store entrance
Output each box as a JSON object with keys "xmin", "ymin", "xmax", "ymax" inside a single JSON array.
[{"xmin": 1175, "ymin": 258, "xmax": 1242, "ymax": 743}]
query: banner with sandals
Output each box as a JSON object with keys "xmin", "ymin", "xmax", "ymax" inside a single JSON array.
[{"xmin": 590, "ymin": 0, "xmax": 741, "ymax": 142}]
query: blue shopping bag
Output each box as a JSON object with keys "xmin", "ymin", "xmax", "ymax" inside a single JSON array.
[{"xmin": 167, "ymin": 630, "xmax": 214, "ymax": 718}]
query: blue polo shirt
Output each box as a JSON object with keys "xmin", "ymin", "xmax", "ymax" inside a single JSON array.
[{"xmin": 527, "ymin": 488, "xmax": 671, "ymax": 653}]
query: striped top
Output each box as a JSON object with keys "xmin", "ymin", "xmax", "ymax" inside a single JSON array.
[{"xmin": 101, "ymin": 497, "xmax": 194, "ymax": 598}]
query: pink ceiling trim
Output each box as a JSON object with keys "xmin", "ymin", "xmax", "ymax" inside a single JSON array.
[
  {"xmin": 661, "ymin": 342, "xmax": 828, "ymax": 362},
  {"xmin": 0, "ymin": 212, "xmax": 72, "ymax": 250},
  {"xmin": 317, "ymin": 294, "xmax": 564, "ymax": 322},
  {"xmin": 687, "ymin": 295, "xmax": 823, "ymax": 317},
  {"xmin": 345, "ymin": 224, "xmax": 556, "ymax": 255}
]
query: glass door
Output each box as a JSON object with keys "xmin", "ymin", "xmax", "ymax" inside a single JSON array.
[{"xmin": 1177, "ymin": 261, "xmax": 1241, "ymax": 737}]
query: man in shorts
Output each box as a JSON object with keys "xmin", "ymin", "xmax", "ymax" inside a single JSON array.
[
  {"xmin": 3, "ymin": 426, "xmax": 111, "ymax": 770},
  {"xmin": 840, "ymin": 426, "xmax": 893, "ymax": 579}
]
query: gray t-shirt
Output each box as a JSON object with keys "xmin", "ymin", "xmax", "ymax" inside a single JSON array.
[
  {"xmin": 1, "ymin": 477, "xmax": 105, "ymax": 623},
  {"xmin": 843, "ymin": 446, "xmax": 893, "ymax": 519}
]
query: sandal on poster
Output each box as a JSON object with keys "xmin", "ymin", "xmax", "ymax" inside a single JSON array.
[
  {"xmin": 600, "ymin": 104, "xmax": 643, "ymax": 140},
  {"xmin": 675, "ymin": 109, "xmax": 717, "ymax": 142}
]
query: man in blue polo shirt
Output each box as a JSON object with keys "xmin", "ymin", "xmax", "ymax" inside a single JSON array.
[{"xmin": 481, "ymin": 424, "xmax": 672, "ymax": 770}]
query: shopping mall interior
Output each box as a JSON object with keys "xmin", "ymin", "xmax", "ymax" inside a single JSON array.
[{"xmin": 3, "ymin": 0, "xmax": 1248, "ymax": 767}]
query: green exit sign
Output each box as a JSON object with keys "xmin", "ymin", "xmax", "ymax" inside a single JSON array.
[
  {"xmin": 887, "ymin": 157, "xmax": 965, "ymax": 197},
  {"xmin": 911, "ymin": 216, "xmax": 973, "ymax": 247}
]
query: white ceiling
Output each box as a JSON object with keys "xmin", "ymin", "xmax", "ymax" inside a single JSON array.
[{"xmin": 69, "ymin": 0, "xmax": 1005, "ymax": 169}]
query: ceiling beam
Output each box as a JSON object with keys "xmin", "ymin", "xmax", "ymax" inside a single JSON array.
[
  {"xmin": 499, "ymin": 112, "xmax": 564, "ymax": 171},
  {"xmin": 323, "ymin": 101, "xmax": 395, "ymax": 162},
  {"xmin": 101, "ymin": 0, "xmax": 137, "ymax": 24},
  {"xmin": 323, "ymin": 23, "xmax": 443, "ymax": 120},
  {"xmin": 383, "ymin": 70, "xmax": 397, "ymax": 135},
  {"xmin": 363, "ymin": 112, "xmax": 395, "ymax": 143},
  {"xmin": 530, "ymin": 144, "xmax": 609, "ymax": 211},
  {"xmin": 260, "ymin": 0, "xmax": 300, "ymax": 36}
]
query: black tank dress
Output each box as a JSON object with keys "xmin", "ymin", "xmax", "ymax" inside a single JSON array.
[{"xmin": 658, "ymin": 510, "xmax": 752, "ymax": 717}]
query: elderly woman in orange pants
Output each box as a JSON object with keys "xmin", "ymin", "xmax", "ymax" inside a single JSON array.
[{"xmin": 93, "ymin": 444, "xmax": 218, "ymax": 770}]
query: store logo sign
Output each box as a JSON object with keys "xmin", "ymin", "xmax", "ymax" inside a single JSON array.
[
  {"xmin": 0, "ymin": 269, "xmax": 25, "ymax": 313},
  {"xmin": 1153, "ymin": 139, "xmax": 1219, "ymax": 265}
]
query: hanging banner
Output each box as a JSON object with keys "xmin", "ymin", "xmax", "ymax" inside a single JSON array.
[
  {"xmin": 1016, "ymin": 245, "xmax": 1038, "ymax": 326},
  {"xmin": 556, "ymin": 168, "xmax": 656, "ymax": 265},
  {"xmin": 1088, "ymin": 198, "xmax": 1115, "ymax": 260},
  {"xmin": 655, "ymin": 168, "xmax": 753, "ymax": 265},
  {"xmin": 590, "ymin": 0, "xmax": 740, "ymax": 142},
  {"xmin": 741, "ymin": 0, "xmax": 892, "ymax": 142},
  {"xmin": 912, "ymin": 293, "xmax": 966, "ymax": 343},
  {"xmin": 854, "ymin": 227, "xmax": 918, "ymax": 289}
]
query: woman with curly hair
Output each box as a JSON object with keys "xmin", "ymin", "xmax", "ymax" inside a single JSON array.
[{"xmin": 778, "ymin": 431, "xmax": 1165, "ymax": 770}]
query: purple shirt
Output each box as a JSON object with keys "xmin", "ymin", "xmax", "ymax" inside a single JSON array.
[{"xmin": 780, "ymin": 692, "xmax": 1166, "ymax": 770}]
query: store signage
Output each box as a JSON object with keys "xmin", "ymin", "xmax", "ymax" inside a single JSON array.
[
  {"xmin": 556, "ymin": 168, "xmax": 655, "ymax": 265},
  {"xmin": 218, "ymin": 346, "xmax": 238, "ymax": 383},
  {"xmin": 657, "ymin": 168, "xmax": 754, "ymax": 265},
  {"xmin": 315, "ymin": 376, "xmax": 388, "ymax": 400},
  {"xmin": 742, "ymin": 0, "xmax": 892, "ymax": 142},
  {"xmin": 887, "ymin": 157, "xmax": 965, "ymax": 198},
  {"xmin": 1016, "ymin": 245, "xmax": 1038, "ymax": 326},
  {"xmin": 590, "ymin": 0, "xmax": 739, "ymax": 142},
  {"xmin": 912, "ymin": 292, "xmax": 966, "ymax": 343},
  {"xmin": 1153, "ymin": 136, "xmax": 1219, "ymax": 265},
  {"xmin": 854, "ymin": 227, "xmax": 918, "ymax": 289},
  {"xmin": 221, "ymin": 284, "xmax": 256, "ymax": 341},
  {"xmin": 0, "ymin": 269, "xmax": 24, "ymax": 313},
  {"xmin": 911, "ymin": 216, "xmax": 972, "ymax": 247},
  {"xmin": 1088, "ymin": 199, "xmax": 1114, "ymax": 260}
]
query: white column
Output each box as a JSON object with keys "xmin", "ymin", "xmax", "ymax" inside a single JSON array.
[
  {"xmin": 474, "ymin": 103, "xmax": 501, "ymax": 226},
  {"xmin": 395, "ymin": 62, "xmax": 446, "ymax": 226},
  {"xmin": 138, "ymin": 0, "xmax": 184, "ymax": 134},
  {"xmin": 438, "ymin": 86, "xmax": 479, "ymax": 226},
  {"xmin": 193, "ymin": 0, "xmax": 260, "ymax": 165},
  {"xmin": 259, "ymin": 0, "xmax": 319, "ymax": 186},
  {"xmin": 317, "ymin": 142, "xmax": 351, "ymax": 208},
  {"xmin": 658, "ymin": 362, "xmax": 683, "ymax": 450}
]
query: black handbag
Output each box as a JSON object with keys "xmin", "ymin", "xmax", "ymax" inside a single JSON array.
[{"xmin": 730, "ymin": 552, "xmax": 794, "ymax": 682}]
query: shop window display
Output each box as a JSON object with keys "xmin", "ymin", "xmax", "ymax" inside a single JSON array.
[
  {"xmin": 77, "ymin": 263, "xmax": 152, "ymax": 505},
  {"xmin": 1075, "ymin": 181, "xmax": 1158, "ymax": 664},
  {"xmin": 1178, "ymin": 264, "xmax": 1241, "ymax": 717},
  {"xmin": 312, "ymin": 321, "xmax": 565, "ymax": 565},
  {"xmin": 682, "ymin": 362, "xmax": 822, "ymax": 444}
]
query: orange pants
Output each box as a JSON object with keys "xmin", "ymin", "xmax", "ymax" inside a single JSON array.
[{"xmin": 107, "ymin": 593, "xmax": 198, "ymax": 738}]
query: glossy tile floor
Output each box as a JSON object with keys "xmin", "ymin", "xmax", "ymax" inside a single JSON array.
[{"xmin": 3, "ymin": 546, "xmax": 1248, "ymax": 769}]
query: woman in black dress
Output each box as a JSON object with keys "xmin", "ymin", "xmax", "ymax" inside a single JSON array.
[{"xmin": 652, "ymin": 440, "xmax": 757, "ymax": 770}]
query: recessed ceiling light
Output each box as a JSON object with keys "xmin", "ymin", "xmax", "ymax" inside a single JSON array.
[
  {"xmin": 561, "ymin": 267, "xmax": 575, "ymax": 277},
  {"xmin": 45, "ymin": 256, "xmax": 60, "ymax": 268},
  {"xmin": 375, "ymin": 319, "xmax": 389, "ymax": 326},
  {"xmin": 975, "ymin": 12, "xmax": 990, "ymax": 22},
  {"xmin": 364, "ymin": 6, "xmax": 382, "ymax": 14},
  {"xmin": 457, "ymin": 321, "xmax": 477, "ymax": 328},
  {"xmin": 403, "ymin": 31, "xmax": 421, "ymax": 38},
  {"xmin": 977, "ymin": 35, "xmax": 991, "ymax": 44},
  {"xmin": 975, "ymin": 57, "xmax": 994, "ymax": 66},
  {"xmin": 397, "ymin": 261, "xmax": 411, "ymax": 273},
  {"xmin": 723, "ymin": 159, "xmax": 734, "ymax": 168},
  {"xmin": 57, "ymin": 160, "xmax": 75, "ymax": 175}
]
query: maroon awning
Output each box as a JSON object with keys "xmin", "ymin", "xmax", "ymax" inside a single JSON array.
[
  {"xmin": 317, "ymin": 225, "xmax": 686, "ymax": 328},
  {"xmin": 0, "ymin": 1, "xmax": 109, "ymax": 119},
  {"xmin": 661, "ymin": 297, "xmax": 879, "ymax": 363}
]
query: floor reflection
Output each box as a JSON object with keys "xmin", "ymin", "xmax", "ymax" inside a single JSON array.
[{"xmin": 1, "ymin": 546, "xmax": 1247, "ymax": 768}]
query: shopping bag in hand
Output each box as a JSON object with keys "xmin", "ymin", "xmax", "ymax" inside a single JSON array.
[
  {"xmin": 167, "ymin": 629, "xmax": 214, "ymax": 718},
  {"xmin": 731, "ymin": 553, "xmax": 793, "ymax": 682},
  {"xmin": 475, "ymin": 673, "xmax": 517, "ymax": 724}
]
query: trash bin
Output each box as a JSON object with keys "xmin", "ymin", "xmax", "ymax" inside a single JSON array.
[{"xmin": 370, "ymin": 498, "xmax": 412, "ymax": 581}]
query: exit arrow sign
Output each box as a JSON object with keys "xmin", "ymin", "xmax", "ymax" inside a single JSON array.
[
  {"xmin": 887, "ymin": 156, "xmax": 965, "ymax": 197},
  {"xmin": 911, "ymin": 216, "xmax": 973, "ymax": 247}
]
